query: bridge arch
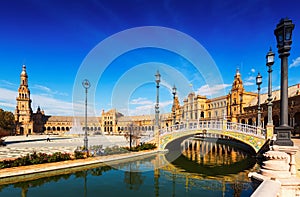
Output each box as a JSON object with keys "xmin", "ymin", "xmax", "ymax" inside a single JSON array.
[{"xmin": 158, "ymin": 121, "xmax": 266, "ymax": 154}]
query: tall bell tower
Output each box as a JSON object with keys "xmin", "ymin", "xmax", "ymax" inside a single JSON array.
[
  {"xmin": 228, "ymin": 69, "xmax": 245, "ymax": 122},
  {"xmin": 15, "ymin": 65, "xmax": 33, "ymax": 135}
]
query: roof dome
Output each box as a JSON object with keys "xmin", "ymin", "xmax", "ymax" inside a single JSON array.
[{"xmin": 21, "ymin": 65, "xmax": 27, "ymax": 76}]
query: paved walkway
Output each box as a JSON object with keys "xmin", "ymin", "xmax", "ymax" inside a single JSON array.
[{"xmin": 0, "ymin": 135, "xmax": 128, "ymax": 159}]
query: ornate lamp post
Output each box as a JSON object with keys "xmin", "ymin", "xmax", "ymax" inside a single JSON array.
[
  {"xmin": 266, "ymin": 48, "xmax": 275, "ymax": 125},
  {"xmin": 265, "ymin": 48, "xmax": 275, "ymax": 139},
  {"xmin": 274, "ymin": 18, "xmax": 295, "ymax": 146},
  {"xmin": 172, "ymin": 85, "xmax": 177, "ymax": 126},
  {"xmin": 82, "ymin": 79, "xmax": 91, "ymax": 151},
  {"xmin": 155, "ymin": 70, "xmax": 161, "ymax": 147},
  {"xmin": 256, "ymin": 73, "xmax": 262, "ymax": 128}
]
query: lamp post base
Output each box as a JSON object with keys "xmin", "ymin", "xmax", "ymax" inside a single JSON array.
[
  {"xmin": 274, "ymin": 125, "xmax": 294, "ymax": 146},
  {"xmin": 266, "ymin": 124, "xmax": 274, "ymax": 140}
]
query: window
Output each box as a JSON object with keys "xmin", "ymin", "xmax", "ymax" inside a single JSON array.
[{"xmin": 201, "ymin": 111, "xmax": 204, "ymax": 118}]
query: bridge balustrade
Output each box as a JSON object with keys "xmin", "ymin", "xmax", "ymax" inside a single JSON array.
[{"xmin": 160, "ymin": 120, "xmax": 265, "ymax": 139}]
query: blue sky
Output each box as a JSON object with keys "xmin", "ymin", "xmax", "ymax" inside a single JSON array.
[{"xmin": 1, "ymin": 0, "xmax": 300, "ymax": 116}]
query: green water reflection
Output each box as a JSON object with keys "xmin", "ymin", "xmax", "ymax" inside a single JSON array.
[{"xmin": 0, "ymin": 139, "xmax": 258, "ymax": 197}]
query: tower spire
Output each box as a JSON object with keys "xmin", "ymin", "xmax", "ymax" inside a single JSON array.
[{"xmin": 15, "ymin": 65, "xmax": 33, "ymax": 135}]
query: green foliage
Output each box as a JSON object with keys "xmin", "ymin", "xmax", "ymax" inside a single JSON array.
[
  {"xmin": 103, "ymin": 146, "xmax": 128, "ymax": 155},
  {"xmin": 126, "ymin": 143, "xmax": 157, "ymax": 152},
  {"xmin": 0, "ymin": 151, "xmax": 72, "ymax": 169},
  {"xmin": 74, "ymin": 151, "xmax": 85, "ymax": 159},
  {"xmin": 48, "ymin": 152, "xmax": 71, "ymax": 162},
  {"xmin": 0, "ymin": 109, "xmax": 15, "ymax": 135}
]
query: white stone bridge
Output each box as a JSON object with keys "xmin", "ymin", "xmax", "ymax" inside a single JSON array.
[{"xmin": 146, "ymin": 120, "xmax": 268, "ymax": 153}]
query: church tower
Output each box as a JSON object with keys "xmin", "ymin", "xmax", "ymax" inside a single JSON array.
[
  {"xmin": 15, "ymin": 65, "xmax": 33, "ymax": 135},
  {"xmin": 228, "ymin": 69, "xmax": 245, "ymax": 122}
]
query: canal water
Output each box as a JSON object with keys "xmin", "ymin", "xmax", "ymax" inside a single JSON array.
[{"xmin": 0, "ymin": 139, "xmax": 258, "ymax": 197}]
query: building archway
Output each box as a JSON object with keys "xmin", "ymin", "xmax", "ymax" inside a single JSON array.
[
  {"xmin": 294, "ymin": 112, "xmax": 300, "ymax": 126},
  {"xmin": 248, "ymin": 118, "xmax": 253, "ymax": 125},
  {"xmin": 20, "ymin": 127, "xmax": 24, "ymax": 135}
]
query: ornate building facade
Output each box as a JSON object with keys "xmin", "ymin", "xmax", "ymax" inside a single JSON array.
[
  {"xmin": 171, "ymin": 69, "xmax": 300, "ymax": 131},
  {"xmin": 13, "ymin": 66, "xmax": 300, "ymax": 136}
]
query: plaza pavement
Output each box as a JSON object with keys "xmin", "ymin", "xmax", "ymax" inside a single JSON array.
[{"xmin": 0, "ymin": 135, "xmax": 128, "ymax": 160}]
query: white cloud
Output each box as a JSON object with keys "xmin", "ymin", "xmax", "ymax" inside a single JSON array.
[
  {"xmin": 245, "ymin": 76, "xmax": 255, "ymax": 81},
  {"xmin": 130, "ymin": 97, "xmax": 153, "ymax": 105},
  {"xmin": 197, "ymin": 84, "xmax": 231, "ymax": 96},
  {"xmin": 32, "ymin": 94, "xmax": 74, "ymax": 116},
  {"xmin": 127, "ymin": 100, "xmax": 173, "ymax": 116},
  {"xmin": 0, "ymin": 87, "xmax": 74, "ymax": 116},
  {"xmin": 289, "ymin": 57, "xmax": 300, "ymax": 68},
  {"xmin": 0, "ymin": 88, "xmax": 18, "ymax": 110},
  {"xmin": 33, "ymin": 84, "xmax": 68, "ymax": 97},
  {"xmin": 243, "ymin": 81, "xmax": 255, "ymax": 86},
  {"xmin": 33, "ymin": 84, "xmax": 52, "ymax": 92},
  {"xmin": 251, "ymin": 68, "xmax": 255, "ymax": 73},
  {"xmin": 0, "ymin": 80, "xmax": 17, "ymax": 88}
]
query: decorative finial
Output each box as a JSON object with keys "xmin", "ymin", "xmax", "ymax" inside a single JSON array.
[{"xmin": 236, "ymin": 67, "xmax": 240, "ymax": 75}]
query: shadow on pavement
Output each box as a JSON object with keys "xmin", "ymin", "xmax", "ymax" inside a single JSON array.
[{"xmin": 4, "ymin": 137, "xmax": 71, "ymax": 145}]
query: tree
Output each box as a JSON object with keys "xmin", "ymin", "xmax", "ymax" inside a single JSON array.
[{"xmin": 0, "ymin": 109, "xmax": 15, "ymax": 145}]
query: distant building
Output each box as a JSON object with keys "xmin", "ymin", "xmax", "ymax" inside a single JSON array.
[
  {"xmin": 171, "ymin": 69, "xmax": 300, "ymax": 129},
  {"xmin": 13, "ymin": 65, "xmax": 300, "ymax": 136}
]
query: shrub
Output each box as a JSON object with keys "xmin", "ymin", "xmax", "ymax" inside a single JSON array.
[
  {"xmin": 127, "ymin": 143, "xmax": 157, "ymax": 152},
  {"xmin": 74, "ymin": 151, "xmax": 85, "ymax": 159},
  {"xmin": 48, "ymin": 152, "xmax": 71, "ymax": 162},
  {"xmin": 102, "ymin": 146, "xmax": 128, "ymax": 155},
  {"xmin": 0, "ymin": 152, "xmax": 72, "ymax": 169}
]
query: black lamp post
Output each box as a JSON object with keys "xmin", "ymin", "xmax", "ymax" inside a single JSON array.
[
  {"xmin": 172, "ymin": 85, "xmax": 177, "ymax": 126},
  {"xmin": 256, "ymin": 73, "xmax": 262, "ymax": 128},
  {"xmin": 129, "ymin": 123, "xmax": 133, "ymax": 150},
  {"xmin": 82, "ymin": 79, "xmax": 91, "ymax": 151},
  {"xmin": 266, "ymin": 48, "xmax": 275, "ymax": 126},
  {"xmin": 155, "ymin": 70, "xmax": 161, "ymax": 146},
  {"xmin": 274, "ymin": 18, "xmax": 295, "ymax": 146}
]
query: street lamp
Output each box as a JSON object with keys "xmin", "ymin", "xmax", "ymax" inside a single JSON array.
[
  {"xmin": 274, "ymin": 18, "xmax": 294, "ymax": 146},
  {"xmin": 172, "ymin": 85, "xmax": 177, "ymax": 126},
  {"xmin": 266, "ymin": 48, "xmax": 275, "ymax": 126},
  {"xmin": 82, "ymin": 79, "xmax": 91, "ymax": 151},
  {"xmin": 256, "ymin": 72, "xmax": 262, "ymax": 128},
  {"xmin": 155, "ymin": 70, "xmax": 161, "ymax": 147}
]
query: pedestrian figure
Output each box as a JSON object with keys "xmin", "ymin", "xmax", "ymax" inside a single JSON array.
[{"xmin": 47, "ymin": 134, "xmax": 50, "ymax": 142}]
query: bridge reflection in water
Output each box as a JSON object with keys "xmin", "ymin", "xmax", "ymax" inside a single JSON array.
[{"xmin": 167, "ymin": 137, "xmax": 257, "ymax": 178}]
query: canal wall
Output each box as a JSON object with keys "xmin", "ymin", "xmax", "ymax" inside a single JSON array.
[{"xmin": 0, "ymin": 150, "xmax": 160, "ymax": 185}]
